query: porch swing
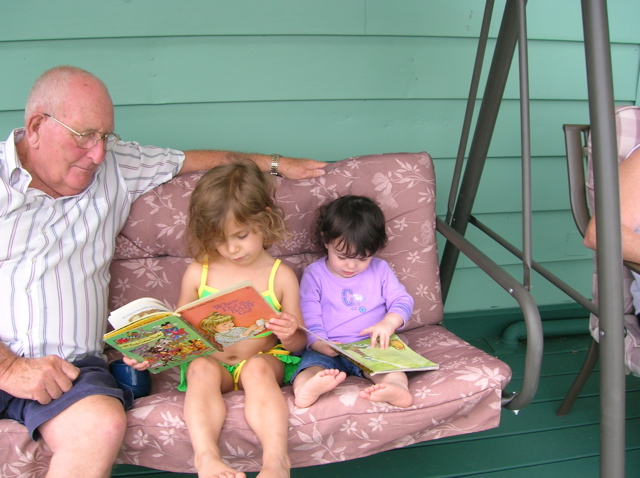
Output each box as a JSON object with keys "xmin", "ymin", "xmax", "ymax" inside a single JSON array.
[{"xmin": 0, "ymin": 1, "xmax": 626, "ymax": 477}]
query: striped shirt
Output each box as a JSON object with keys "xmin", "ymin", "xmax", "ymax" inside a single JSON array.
[{"xmin": 0, "ymin": 129, "xmax": 185, "ymax": 361}]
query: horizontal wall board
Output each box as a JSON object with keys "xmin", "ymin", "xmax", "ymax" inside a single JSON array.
[
  {"xmin": 436, "ymin": 210, "xmax": 593, "ymax": 266},
  {"xmin": 3, "ymin": 1, "xmax": 639, "ymax": 45},
  {"xmin": 1, "ymin": 37, "xmax": 637, "ymax": 112},
  {"xmin": 0, "ymin": 99, "xmax": 602, "ymax": 162},
  {"xmin": 442, "ymin": 259, "xmax": 592, "ymax": 314},
  {"xmin": 367, "ymin": 0, "xmax": 640, "ymax": 45},
  {"xmin": 435, "ymin": 156, "xmax": 578, "ymax": 216},
  {"xmin": 0, "ymin": 1, "xmax": 366, "ymax": 41}
]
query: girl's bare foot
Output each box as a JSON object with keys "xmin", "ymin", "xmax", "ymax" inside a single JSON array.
[
  {"xmin": 294, "ymin": 369, "xmax": 346, "ymax": 408},
  {"xmin": 196, "ymin": 453, "xmax": 246, "ymax": 478},
  {"xmin": 256, "ymin": 460, "xmax": 291, "ymax": 478},
  {"xmin": 359, "ymin": 383, "xmax": 413, "ymax": 408}
]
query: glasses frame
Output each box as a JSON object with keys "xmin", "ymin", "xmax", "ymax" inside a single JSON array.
[{"xmin": 43, "ymin": 113, "xmax": 120, "ymax": 151}]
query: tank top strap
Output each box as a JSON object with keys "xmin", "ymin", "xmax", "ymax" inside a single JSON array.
[
  {"xmin": 269, "ymin": 259, "xmax": 281, "ymax": 291},
  {"xmin": 197, "ymin": 258, "xmax": 210, "ymax": 298}
]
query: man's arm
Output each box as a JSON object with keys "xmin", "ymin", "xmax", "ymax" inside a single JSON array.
[
  {"xmin": 0, "ymin": 342, "xmax": 79, "ymax": 404},
  {"xmin": 584, "ymin": 147, "xmax": 640, "ymax": 263},
  {"xmin": 179, "ymin": 150, "xmax": 328, "ymax": 180}
]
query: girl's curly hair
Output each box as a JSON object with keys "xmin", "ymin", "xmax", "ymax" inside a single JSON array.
[{"xmin": 187, "ymin": 158, "xmax": 288, "ymax": 262}]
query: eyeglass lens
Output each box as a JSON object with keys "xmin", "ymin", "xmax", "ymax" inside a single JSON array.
[{"xmin": 76, "ymin": 133, "xmax": 119, "ymax": 151}]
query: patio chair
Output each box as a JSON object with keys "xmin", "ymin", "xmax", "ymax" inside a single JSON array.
[{"xmin": 557, "ymin": 105, "xmax": 640, "ymax": 416}]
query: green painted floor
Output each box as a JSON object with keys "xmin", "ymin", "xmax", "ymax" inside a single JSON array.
[{"xmin": 112, "ymin": 332, "xmax": 640, "ymax": 477}]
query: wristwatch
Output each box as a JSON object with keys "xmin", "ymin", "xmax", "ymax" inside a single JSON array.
[{"xmin": 270, "ymin": 154, "xmax": 281, "ymax": 176}]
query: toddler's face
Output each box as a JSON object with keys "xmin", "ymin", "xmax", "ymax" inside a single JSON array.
[{"xmin": 325, "ymin": 240, "xmax": 373, "ymax": 279}]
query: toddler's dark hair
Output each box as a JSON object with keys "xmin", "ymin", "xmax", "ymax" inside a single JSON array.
[{"xmin": 315, "ymin": 195, "xmax": 387, "ymax": 258}]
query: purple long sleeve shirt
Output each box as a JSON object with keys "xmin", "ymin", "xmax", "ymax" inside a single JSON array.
[{"xmin": 300, "ymin": 257, "xmax": 414, "ymax": 347}]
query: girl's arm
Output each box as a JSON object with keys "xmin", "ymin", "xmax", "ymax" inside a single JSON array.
[
  {"xmin": 267, "ymin": 264, "xmax": 307, "ymax": 353},
  {"xmin": 176, "ymin": 261, "xmax": 203, "ymax": 308}
]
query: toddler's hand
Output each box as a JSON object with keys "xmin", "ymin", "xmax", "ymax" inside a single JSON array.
[
  {"xmin": 310, "ymin": 340, "xmax": 339, "ymax": 357},
  {"xmin": 360, "ymin": 313, "xmax": 403, "ymax": 349}
]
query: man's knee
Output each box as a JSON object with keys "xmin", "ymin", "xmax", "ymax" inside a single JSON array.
[{"xmin": 40, "ymin": 395, "xmax": 127, "ymax": 451}]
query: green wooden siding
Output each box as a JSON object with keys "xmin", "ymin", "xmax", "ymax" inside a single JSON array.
[{"xmin": 2, "ymin": 0, "xmax": 639, "ymax": 319}]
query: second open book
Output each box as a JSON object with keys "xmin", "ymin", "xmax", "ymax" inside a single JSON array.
[{"xmin": 300, "ymin": 326, "xmax": 439, "ymax": 376}]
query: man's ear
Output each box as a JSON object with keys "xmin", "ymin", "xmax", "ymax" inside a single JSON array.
[{"xmin": 24, "ymin": 114, "xmax": 45, "ymax": 147}]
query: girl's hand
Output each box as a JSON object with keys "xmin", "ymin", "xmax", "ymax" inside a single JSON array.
[
  {"xmin": 122, "ymin": 355, "xmax": 151, "ymax": 371},
  {"xmin": 360, "ymin": 313, "xmax": 404, "ymax": 349},
  {"xmin": 266, "ymin": 312, "xmax": 298, "ymax": 342}
]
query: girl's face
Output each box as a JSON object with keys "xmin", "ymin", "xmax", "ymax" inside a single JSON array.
[
  {"xmin": 325, "ymin": 240, "xmax": 373, "ymax": 279},
  {"xmin": 215, "ymin": 215, "xmax": 265, "ymax": 267}
]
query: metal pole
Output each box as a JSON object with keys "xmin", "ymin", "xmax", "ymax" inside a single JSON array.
[
  {"xmin": 440, "ymin": 0, "xmax": 522, "ymax": 302},
  {"xmin": 581, "ymin": 1, "xmax": 626, "ymax": 476},
  {"xmin": 446, "ymin": 0, "xmax": 494, "ymax": 225},
  {"xmin": 516, "ymin": 0, "xmax": 532, "ymax": 290}
]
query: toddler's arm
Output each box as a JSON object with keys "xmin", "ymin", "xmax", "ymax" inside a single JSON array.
[{"xmin": 309, "ymin": 339, "xmax": 339, "ymax": 357}]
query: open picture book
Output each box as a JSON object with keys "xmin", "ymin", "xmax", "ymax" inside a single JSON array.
[
  {"xmin": 301, "ymin": 327, "xmax": 439, "ymax": 375},
  {"xmin": 104, "ymin": 281, "xmax": 278, "ymax": 373}
]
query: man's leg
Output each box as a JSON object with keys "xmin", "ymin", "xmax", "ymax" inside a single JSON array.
[{"xmin": 39, "ymin": 394, "xmax": 127, "ymax": 478}]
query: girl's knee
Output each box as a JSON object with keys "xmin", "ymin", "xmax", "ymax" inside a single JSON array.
[
  {"xmin": 240, "ymin": 355, "xmax": 281, "ymax": 385},
  {"xmin": 187, "ymin": 356, "xmax": 224, "ymax": 380}
]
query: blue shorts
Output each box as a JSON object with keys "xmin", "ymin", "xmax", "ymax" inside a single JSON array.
[
  {"xmin": 0, "ymin": 355, "xmax": 134, "ymax": 440},
  {"xmin": 290, "ymin": 348, "xmax": 365, "ymax": 382}
]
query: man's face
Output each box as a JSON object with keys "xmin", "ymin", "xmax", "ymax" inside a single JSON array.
[{"xmin": 26, "ymin": 76, "xmax": 115, "ymax": 198}]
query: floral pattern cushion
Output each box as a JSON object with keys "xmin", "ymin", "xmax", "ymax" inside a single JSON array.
[{"xmin": 0, "ymin": 152, "xmax": 512, "ymax": 475}]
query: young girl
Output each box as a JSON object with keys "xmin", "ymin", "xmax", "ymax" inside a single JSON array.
[
  {"xmin": 291, "ymin": 195, "xmax": 415, "ymax": 409},
  {"xmin": 126, "ymin": 159, "xmax": 306, "ymax": 478}
]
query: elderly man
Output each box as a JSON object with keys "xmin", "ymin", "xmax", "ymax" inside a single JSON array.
[{"xmin": 0, "ymin": 65, "xmax": 326, "ymax": 477}]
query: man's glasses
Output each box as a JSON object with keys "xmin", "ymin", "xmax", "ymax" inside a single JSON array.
[{"xmin": 44, "ymin": 113, "xmax": 120, "ymax": 151}]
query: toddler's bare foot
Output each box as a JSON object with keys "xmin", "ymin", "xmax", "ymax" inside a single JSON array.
[
  {"xmin": 294, "ymin": 369, "xmax": 346, "ymax": 408},
  {"xmin": 359, "ymin": 383, "xmax": 413, "ymax": 408},
  {"xmin": 196, "ymin": 453, "xmax": 246, "ymax": 478}
]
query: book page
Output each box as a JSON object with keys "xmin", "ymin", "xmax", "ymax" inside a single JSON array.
[
  {"xmin": 177, "ymin": 282, "xmax": 278, "ymax": 349},
  {"xmin": 108, "ymin": 297, "xmax": 173, "ymax": 330},
  {"xmin": 300, "ymin": 326, "xmax": 438, "ymax": 375}
]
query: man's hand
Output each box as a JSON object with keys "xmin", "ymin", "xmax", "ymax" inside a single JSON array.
[
  {"xmin": 0, "ymin": 355, "xmax": 80, "ymax": 404},
  {"xmin": 278, "ymin": 157, "xmax": 328, "ymax": 180}
]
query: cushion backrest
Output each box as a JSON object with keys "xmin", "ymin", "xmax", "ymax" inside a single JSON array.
[{"xmin": 109, "ymin": 152, "xmax": 443, "ymax": 330}]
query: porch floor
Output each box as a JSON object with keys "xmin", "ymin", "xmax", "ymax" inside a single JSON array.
[{"xmin": 112, "ymin": 331, "xmax": 640, "ymax": 477}]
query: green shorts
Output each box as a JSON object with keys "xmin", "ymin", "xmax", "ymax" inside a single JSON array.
[{"xmin": 178, "ymin": 344, "xmax": 300, "ymax": 391}]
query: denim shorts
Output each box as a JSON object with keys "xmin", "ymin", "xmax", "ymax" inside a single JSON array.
[
  {"xmin": 290, "ymin": 348, "xmax": 365, "ymax": 382},
  {"xmin": 0, "ymin": 355, "xmax": 134, "ymax": 439}
]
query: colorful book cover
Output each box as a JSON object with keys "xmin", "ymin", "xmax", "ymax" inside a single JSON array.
[
  {"xmin": 104, "ymin": 311, "xmax": 218, "ymax": 373},
  {"xmin": 104, "ymin": 281, "xmax": 278, "ymax": 372}
]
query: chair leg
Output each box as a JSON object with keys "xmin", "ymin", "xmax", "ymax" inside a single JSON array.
[{"xmin": 556, "ymin": 337, "xmax": 599, "ymax": 416}]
